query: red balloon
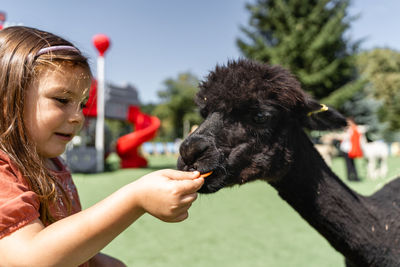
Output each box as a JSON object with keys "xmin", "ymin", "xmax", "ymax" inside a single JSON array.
[{"xmin": 92, "ymin": 34, "xmax": 110, "ymax": 56}]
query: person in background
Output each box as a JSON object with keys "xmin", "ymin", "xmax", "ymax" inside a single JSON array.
[{"xmin": 340, "ymin": 117, "xmax": 363, "ymax": 181}]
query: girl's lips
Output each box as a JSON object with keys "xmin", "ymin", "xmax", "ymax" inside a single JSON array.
[{"xmin": 55, "ymin": 133, "xmax": 73, "ymax": 141}]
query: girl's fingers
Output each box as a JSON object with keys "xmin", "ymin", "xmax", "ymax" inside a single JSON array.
[
  {"xmin": 161, "ymin": 169, "xmax": 200, "ymax": 180},
  {"xmin": 180, "ymin": 192, "xmax": 198, "ymax": 204},
  {"xmin": 177, "ymin": 178, "xmax": 204, "ymax": 194},
  {"xmin": 160, "ymin": 206, "xmax": 191, "ymax": 223},
  {"xmin": 173, "ymin": 211, "xmax": 189, "ymax": 222}
]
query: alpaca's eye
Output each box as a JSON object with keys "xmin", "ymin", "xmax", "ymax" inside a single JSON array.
[{"xmin": 253, "ymin": 112, "xmax": 270, "ymax": 124}]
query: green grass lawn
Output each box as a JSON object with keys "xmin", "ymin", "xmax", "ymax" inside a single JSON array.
[{"xmin": 72, "ymin": 154, "xmax": 400, "ymax": 267}]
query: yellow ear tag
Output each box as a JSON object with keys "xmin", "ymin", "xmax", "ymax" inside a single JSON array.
[{"xmin": 307, "ymin": 104, "xmax": 329, "ymax": 117}]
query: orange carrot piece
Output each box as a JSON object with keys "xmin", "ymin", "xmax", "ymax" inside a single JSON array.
[{"xmin": 200, "ymin": 171, "xmax": 213, "ymax": 178}]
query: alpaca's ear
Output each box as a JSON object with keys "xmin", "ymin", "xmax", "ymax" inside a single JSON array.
[{"xmin": 301, "ymin": 100, "xmax": 347, "ymax": 131}]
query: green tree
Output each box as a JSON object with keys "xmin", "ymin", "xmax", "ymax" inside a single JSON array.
[
  {"xmin": 340, "ymin": 89, "xmax": 384, "ymax": 140},
  {"xmin": 356, "ymin": 48, "xmax": 400, "ymax": 140},
  {"xmin": 140, "ymin": 102, "xmax": 157, "ymax": 115},
  {"xmin": 154, "ymin": 72, "xmax": 202, "ymax": 140},
  {"xmin": 237, "ymin": 0, "xmax": 362, "ymax": 102}
]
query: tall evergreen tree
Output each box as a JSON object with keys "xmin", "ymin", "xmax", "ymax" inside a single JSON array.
[{"xmin": 237, "ymin": 0, "xmax": 362, "ymax": 101}]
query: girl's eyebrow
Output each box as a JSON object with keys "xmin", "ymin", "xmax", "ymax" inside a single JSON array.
[
  {"xmin": 53, "ymin": 88, "xmax": 89, "ymax": 102},
  {"xmin": 47, "ymin": 85, "xmax": 72, "ymax": 94}
]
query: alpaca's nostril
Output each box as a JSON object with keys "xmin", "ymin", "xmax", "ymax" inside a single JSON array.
[{"xmin": 179, "ymin": 135, "xmax": 210, "ymax": 166}]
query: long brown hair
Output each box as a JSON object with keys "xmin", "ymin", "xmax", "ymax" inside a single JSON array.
[{"xmin": 0, "ymin": 26, "xmax": 91, "ymax": 224}]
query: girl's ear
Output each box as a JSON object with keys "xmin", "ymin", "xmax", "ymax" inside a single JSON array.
[{"xmin": 301, "ymin": 99, "xmax": 347, "ymax": 131}]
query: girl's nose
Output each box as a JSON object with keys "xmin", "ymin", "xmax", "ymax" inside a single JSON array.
[{"xmin": 69, "ymin": 107, "xmax": 85, "ymax": 125}]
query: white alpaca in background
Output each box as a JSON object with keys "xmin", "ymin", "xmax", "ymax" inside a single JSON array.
[
  {"xmin": 358, "ymin": 125, "xmax": 389, "ymax": 180},
  {"xmin": 317, "ymin": 127, "xmax": 389, "ymax": 179}
]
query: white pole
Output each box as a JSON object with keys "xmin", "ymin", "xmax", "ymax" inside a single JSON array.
[{"xmin": 95, "ymin": 55, "xmax": 105, "ymax": 172}]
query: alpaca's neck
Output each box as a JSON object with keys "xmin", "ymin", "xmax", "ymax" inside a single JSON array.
[{"xmin": 269, "ymin": 130, "xmax": 390, "ymax": 266}]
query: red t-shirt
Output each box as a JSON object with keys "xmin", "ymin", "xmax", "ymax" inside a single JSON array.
[
  {"xmin": 0, "ymin": 150, "xmax": 89, "ymax": 266},
  {"xmin": 348, "ymin": 125, "xmax": 363, "ymax": 159}
]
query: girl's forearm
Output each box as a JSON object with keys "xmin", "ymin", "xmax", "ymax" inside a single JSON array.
[
  {"xmin": 22, "ymin": 182, "xmax": 144, "ymax": 266},
  {"xmin": 0, "ymin": 170, "xmax": 201, "ymax": 267}
]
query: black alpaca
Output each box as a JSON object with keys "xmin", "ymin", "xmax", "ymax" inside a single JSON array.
[{"xmin": 178, "ymin": 59, "xmax": 400, "ymax": 267}]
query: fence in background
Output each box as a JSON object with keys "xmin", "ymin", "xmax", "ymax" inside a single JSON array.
[{"xmin": 141, "ymin": 141, "xmax": 181, "ymax": 156}]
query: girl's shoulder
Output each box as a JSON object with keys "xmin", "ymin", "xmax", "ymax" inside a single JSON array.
[
  {"xmin": 0, "ymin": 150, "xmax": 41, "ymax": 239},
  {"xmin": 0, "ymin": 149, "xmax": 25, "ymax": 183}
]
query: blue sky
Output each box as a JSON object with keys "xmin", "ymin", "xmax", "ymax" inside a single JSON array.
[{"xmin": 2, "ymin": 0, "xmax": 400, "ymax": 103}]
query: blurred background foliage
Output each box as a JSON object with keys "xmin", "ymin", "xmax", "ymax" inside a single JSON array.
[
  {"xmin": 356, "ymin": 49, "xmax": 400, "ymax": 140},
  {"xmin": 144, "ymin": 73, "xmax": 202, "ymax": 140},
  {"xmin": 138, "ymin": 0, "xmax": 400, "ymax": 143}
]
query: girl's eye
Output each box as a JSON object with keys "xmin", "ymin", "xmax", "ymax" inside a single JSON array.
[{"xmin": 55, "ymin": 98, "xmax": 68, "ymax": 104}]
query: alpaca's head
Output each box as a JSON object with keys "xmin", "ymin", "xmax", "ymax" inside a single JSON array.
[{"xmin": 177, "ymin": 59, "xmax": 346, "ymax": 193}]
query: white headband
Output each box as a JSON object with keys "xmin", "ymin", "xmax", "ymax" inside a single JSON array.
[{"xmin": 36, "ymin": 45, "xmax": 80, "ymax": 57}]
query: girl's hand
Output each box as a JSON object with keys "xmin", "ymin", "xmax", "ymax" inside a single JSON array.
[
  {"xmin": 89, "ymin": 252, "xmax": 126, "ymax": 267},
  {"xmin": 132, "ymin": 169, "xmax": 203, "ymax": 222}
]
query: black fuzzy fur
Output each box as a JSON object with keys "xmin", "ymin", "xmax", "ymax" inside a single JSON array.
[{"xmin": 178, "ymin": 59, "xmax": 400, "ymax": 266}]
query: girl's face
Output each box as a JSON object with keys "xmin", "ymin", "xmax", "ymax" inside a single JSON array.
[{"xmin": 24, "ymin": 65, "xmax": 91, "ymax": 159}]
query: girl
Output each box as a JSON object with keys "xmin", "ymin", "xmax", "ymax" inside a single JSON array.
[{"xmin": 0, "ymin": 26, "xmax": 204, "ymax": 266}]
